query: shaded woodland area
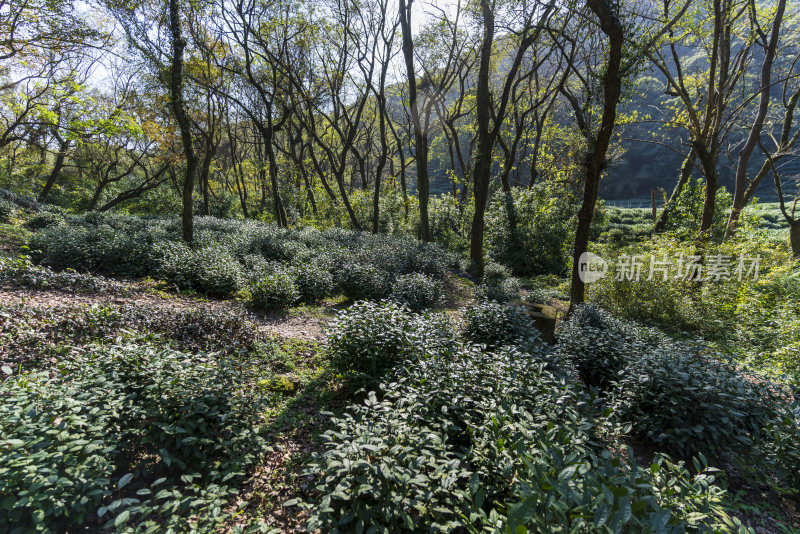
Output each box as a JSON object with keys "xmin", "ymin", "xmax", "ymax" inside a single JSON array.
[{"xmin": 1, "ymin": 0, "xmax": 800, "ymax": 532}]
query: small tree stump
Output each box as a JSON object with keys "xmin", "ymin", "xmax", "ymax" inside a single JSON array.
[{"xmin": 509, "ymin": 300, "xmax": 560, "ymax": 344}]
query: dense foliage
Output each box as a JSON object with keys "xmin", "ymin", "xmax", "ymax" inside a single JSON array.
[
  {"xmin": 1, "ymin": 343, "xmax": 268, "ymax": 533},
  {"xmin": 25, "ymin": 213, "xmax": 456, "ymax": 310},
  {"xmin": 588, "ymin": 231, "xmax": 800, "ymax": 382},
  {"xmin": 299, "ymin": 341, "xmax": 738, "ymax": 532}
]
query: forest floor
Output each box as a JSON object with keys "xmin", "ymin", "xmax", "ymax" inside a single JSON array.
[
  {"xmin": 0, "ymin": 252, "xmax": 476, "ymax": 532},
  {"xmin": 0, "ymin": 284, "xmax": 329, "ymax": 341}
]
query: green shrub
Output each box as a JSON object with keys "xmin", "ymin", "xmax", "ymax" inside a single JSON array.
[
  {"xmin": 0, "ymin": 370, "xmax": 116, "ymax": 531},
  {"xmin": 0, "ymin": 343, "xmax": 268, "ymax": 532},
  {"xmin": 0, "ymin": 302, "xmax": 261, "ymax": 370},
  {"xmin": 554, "ymin": 305, "xmax": 662, "ymax": 391},
  {"xmin": 29, "ymin": 222, "xmax": 156, "ymax": 276},
  {"xmin": 340, "ymin": 263, "xmax": 392, "ymax": 301},
  {"xmin": 482, "ymin": 261, "xmax": 510, "ymax": 287},
  {"xmin": 461, "ymin": 300, "xmax": 538, "ymax": 348},
  {"xmin": 154, "ymin": 243, "xmax": 243, "ymax": 296},
  {"xmin": 299, "ymin": 346, "xmax": 733, "ymax": 533},
  {"xmin": 759, "ymin": 399, "xmax": 800, "ymax": 491},
  {"xmin": 391, "ymin": 272, "xmax": 442, "ymax": 311},
  {"xmin": 249, "ymin": 271, "xmax": 299, "ymax": 312},
  {"xmin": 611, "ymin": 344, "xmax": 781, "ymax": 461},
  {"xmin": 327, "ymin": 300, "xmax": 416, "ymax": 380},
  {"xmin": 0, "ymin": 199, "xmax": 15, "ymax": 222},
  {"xmin": 190, "ymin": 245, "xmax": 243, "ymax": 297},
  {"xmin": 25, "ymin": 211, "xmax": 63, "ymax": 230},
  {"xmin": 484, "ymin": 186, "xmax": 575, "ymax": 276},
  {"xmin": 155, "ymin": 241, "xmax": 196, "ymax": 288},
  {"xmin": 0, "ymin": 255, "xmax": 129, "ymax": 295},
  {"xmin": 477, "ymin": 262, "xmax": 523, "ymax": 303},
  {"xmin": 588, "ymin": 233, "xmax": 800, "ymax": 382},
  {"xmin": 292, "ymin": 262, "xmax": 335, "ymax": 303}
]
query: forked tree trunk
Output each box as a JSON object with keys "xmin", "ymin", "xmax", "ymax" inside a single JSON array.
[
  {"xmin": 168, "ymin": 0, "xmax": 197, "ymax": 243},
  {"xmin": 655, "ymin": 147, "xmax": 695, "ymax": 233}
]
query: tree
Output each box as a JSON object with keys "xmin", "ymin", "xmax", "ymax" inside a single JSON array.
[
  {"xmin": 726, "ymin": 0, "xmax": 798, "ymax": 235},
  {"xmin": 468, "ymin": 0, "xmax": 558, "ymax": 276},
  {"xmin": 107, "ymin": 0, "xmax": 201, "ymax": 242},
  {"xmin": 566, "ymin": 0, "xmax": 691, "ymax": 309},
  {"xmin": 398, "ymin": 0, "xmax": 432, "ymax": 240},
  {"xmin": 649, "ymin": 0, "xmax": 756, "ymax": 236},
  {"xmin": 567, "ymin": 0, "xmax": 624, "ymax": 309}
]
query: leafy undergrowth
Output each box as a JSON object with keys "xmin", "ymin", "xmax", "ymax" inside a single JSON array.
[
  {"xmin": 292, "ymin": 301, "xmax": 800, "ymax": 533},
  {"xmin": 2, "ymin": 209, "xmax": 799, "ymax": 532},
  {"xmin": 0, "ymin": 270, "xmax": 339, "ymax": 533}
]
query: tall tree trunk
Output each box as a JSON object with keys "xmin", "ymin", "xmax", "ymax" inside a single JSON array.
[
  {"xmin": 790, "ymin": 223, "xmax": 800, "ymax": 257},
  {"xmin": 696, "ymin": 144, "xmax": 717, "ymax": 235},
  {"xmin": 265, "ymin": 138, "xmax": 288, "ymax": 228},
  {"xmin": 169, "ymin": 0, "xmax": 197, "ymax": 243},
  {"xmin": 373, "ymin": 95, "xmax": 389, "ymax": 233},
  {"xmin": 655, "ymin": 147, "xmax": 695, "ymax": 233},
  {"xmin": 497, "ymin": 134, "xmax": 518, "ymax": 232},
  {"xmin": 569, "ymin": 0, "xmax": 624, "ymax": 311},
  {"xmin": 199, "ymin": 148, "xmax": 214, "ymax": 216},
  {"xmin": 399, "ymin": 0, "xmax": 430, "ymax": 241},
  {"xmin": 468, "ymin": 0, "xmax": 495, "ymax": 276}
]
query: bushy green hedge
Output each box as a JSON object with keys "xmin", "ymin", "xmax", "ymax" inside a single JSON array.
[
  {"xmin": 461, "ymin": 300, "xmax": 538, "ymax": 349},
  {"xmin": 0, "ymin": 255, "xmax": 129, "ymax": 295},
  {"xmin": 391, "ymin": 272, "xmax": 442, "ymax": 311},
  {"xmin": 0, "ymin": 199, "xmax": 15, "ymax": 222},
  {"xmin": 327, "ymin": 300, "xmax": 416, "ymax": 381},
  {"xmin": 0, "ymin": 343, "xmax": 268, "ymax": 533},
  {"xmin": 554, "ymin": 305, "xmax": 663, "ymax": 391},
  {"xmin": 0, "ymin": 301, "xmax": 262, "ymax": 370},
  {"xmin": 25, "ymin": 211, "xmax": 64, "ymax": 230},
  {"xmin": 611, "ymin": 344, "xmax": 782, "ymax": 461},
  {"xmin": 297, "ymin": 346, "xmax": 736, "ymax": 533},
  {"xmin": 340, "ymin": 263, "xmax": 392, "ymax": 301},
  {"xmin": 477, "ymin": 262, "xmax": 522, "ymax": 303},
  {"xmin": 555, "ymin": 305, "xmax": 794, "ymax": 468},
  {"xmin": 25, "ymin": 214, "xmax": 456, "ymax": 305},
  {"xmin": 249, "ymin": 271, "xmax": 299, "ymax": 312},
  {"xmin": 292, "ymin": 262, "xmax": 335, "ymax": 303}
]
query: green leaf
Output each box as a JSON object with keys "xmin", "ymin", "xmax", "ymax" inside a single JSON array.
[{"xmin": 114, "ymin": 510, "xmax": 131, "ymax": 527}]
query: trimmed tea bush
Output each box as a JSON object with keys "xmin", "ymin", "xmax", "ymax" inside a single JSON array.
[
  {"xmin": 340, "ymin": 263, "xmax": 392, "ymax": 301},
  {"xmin": 292, "ymin": 262, "xmax": 335, "ymax": 303},
  {"xmin": 298, "ymin": 346, "xmax": 733, "ymax": 533},
  {"xmin": 327, "ymin": 300, "xmax": 416, "ymax": 380},
  {"xmin": 190, "ymin": 245, "xmax": 243, "ymax": 297},
  {"xmin": 0, "ymin": 255, "xmax": 129, "ymax": 295},
  {"xmin": 391, "ymin": 272, "xmax": 442, "ymax": 311},
  {"xmin": 554, "ymin": 305, "xmax": 663, "ymax": 391},
  {"xmin": 611, "ymin": 344, "xmax": 781, "ymax": 461},
  {"xmin": 462, "ymin": 300, "xmax": 537, "ymax": 348},
  {"xmin": 478, "ymin": 262, "xmax": 522, "ymax": 303},
  {"xmin": 0, "ymin": 343, "xmax": 268, "ymax": 532},
  {"xmin": 0, "ymin": 199, "xmax": 15, "ymax": 222},
  {"xmin": 24, "ymin": 214, "xmax": 456, "ymax": 306},
  {"xmin": 249, "ymin": 271, "xmax": 299, "ymax": 312},
  {"xmin": 25, "ymin": 211, "xmax": 63, "ymax": 230}
]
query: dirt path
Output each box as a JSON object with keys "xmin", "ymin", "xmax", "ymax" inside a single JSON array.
[{"xmin": 0, "ymin": 285, "xmax": 327, "ymax": 341}]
